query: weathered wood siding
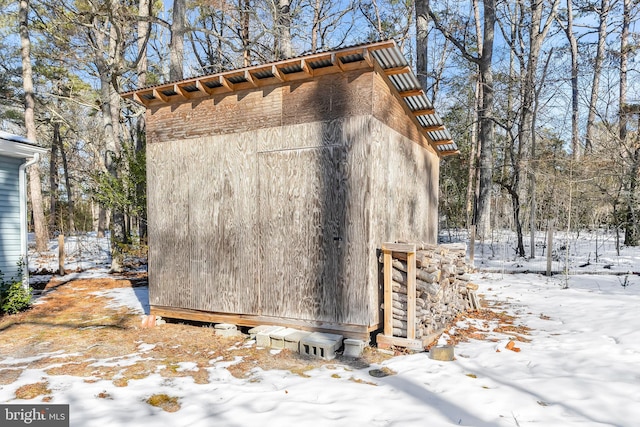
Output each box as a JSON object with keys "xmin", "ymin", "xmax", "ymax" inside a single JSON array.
[
  {"xmin": 258, "ymin": 118, "xmax": 373, "ymax": 325},
  {"xmin": 341, "ymin": 116, "xmax": 440, "ymax": 329},
  {"xmin": 372, "ymin": 69, "xmax": 437, "ymax": 155},
  {"xmin": 148, "ymin": 117, "xmax": 374, "ymax": 325},
  {"xmin": 147, "ymin": 135, "xmax": 259, "ymax": 314},
  {"xmin": 146, "ymin": 70, "xmax": 373, "ymax": 145},
  {"xmin": 146, "ymin": 66, "xmax": 440, "ymax": 331}
]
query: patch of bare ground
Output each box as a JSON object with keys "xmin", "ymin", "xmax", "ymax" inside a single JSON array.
[
  {"xmin": 15, "ymin": 380, "xmax": 51, "ymax": 400},
  {"xmin": 438, "ymin": 302, "xmax": 532, "ymax": 348},
  {"xmin": 0, "ymin": 275, "xmax": 391, "ymax": 389},
  {"xmin": 146, "ymin": 393, "xmax": 181, "ymax": 412},
  {"xmin": 0, "ymin": 369, "xmax": 23, "ymax": 385}
]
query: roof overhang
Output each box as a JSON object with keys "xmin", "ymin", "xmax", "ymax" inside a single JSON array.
[
  {"xmin": 121, "ymin": 40, "xmax": 458, "ymax": 157},
  {"xmin": 0, "ymin": 131, "xmax": 47, "ymax": 159}
]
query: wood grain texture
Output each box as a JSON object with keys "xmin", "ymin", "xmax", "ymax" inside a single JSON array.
[
  {"xmin": 340, "ymin": 117, "xmax": 374, "ymax": 325},
  {"xmin": 146, "ymin": 141, "xmax": 191, "ymax": 308},
  {"xmin": 368, "ymin": 117, "xmax": 440, "ymax": 327},
  {"xmin": 146, "ymin": 88, "xmax": 283, "ymax": 144},
  {"xmin": 145, "ymin": 67, "xmax": 440, "ymax": 334},
  {"xmin": 258, "ymin": 144, "xmax": 346, "ymax": 322},
  {"xmin": 383, "ymin": 249, "xmax": 392, "ymax": 336},
  {"xmin": 147, "ymin": 135, "xmax": 259, "ymax": 314},
  {"xmin": 146, "ymin": 70, "xmax": 373, "ymax": 146},
  {"xmin": 150, "ymin": 305, "xmax": 375, "ymax": 340},
  {"xmin": 371, "ymin": 68, "xmax": 436, "ymax": 155},
  {"xmin": 376, "ymin": 328, "xmax": 443, "ymax": 351},
  {"xmin": 406, "ymin": 251, "xmax": 416, "ymax": 339},
  {"xmin": 281, "ymin": 70, "xmax": 373, "ymax": 126}
]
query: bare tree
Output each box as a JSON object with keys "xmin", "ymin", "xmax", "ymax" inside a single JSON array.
[
  {"xmin": 618, "ymin": 0, "xmax": 630, "ymax": 145},
  {"xmin": 424, "ymin": 0, "xmax": 496, "ymax": 240},
  {"xmin": 49, "ymin": 121, "xmax": 58, "ymax": 233},
  {"xmin": 415, "ymin": 0, "xmax": 429, "ymax": 91},
  {"xmin": 169, "ymin": 0, "xmax": 186, "ymax": 80},
  {"xmin": 240, "ymin": 0, "xmax": 251, "ymax": 65},
  {"xmin": 584, "ymin": 0, "xmax": 611, "ymax": 154},
  {"xmin": 618, "ymin": 0, "xmax": 639, "ymax": 245},
  {"xmin": 19, "ymin": 0, "xmax": 49, "ymax": 252},
  {"xmin": 308, "ymin": 0, "xmax": 354, "ymax": 53},
  {"xmin": 135, "ymin": 0, "xmax": 150, "ymax": 242},
  {"xmin": 276, "ymin": 0, "xmax": 293, "ymax": 59},
  {"xmin": 495, "ymin": 0, "xmax": 559, "ymax": 257},
  {"xmin": 556, "ymin": 0, "xmax": 580, "ymax": 159}
]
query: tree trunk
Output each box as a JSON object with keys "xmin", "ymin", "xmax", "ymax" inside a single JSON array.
[
  {"xmin": 466, "ymin": 0, "xmax": 482, "ymax": 233},
  {"xmin": 240, "ymin": 0, "xmax": 251, "ymax": 65},
  {"xmin": 276, "ymin": 0, "xmax": 292, "ymax": 59},
  {"xmin": 625, "ymin": 140, "xmax": 640, "ymax": 246},
  {"xmin": 584, "ymin": 0, "xmax": 610, "ymax": 153},
  {"xmin": 619, "ymin": 0, "xmax": 630, "ymax": 144},
  {"xmin": 136, "ymin": 0, "xmax": 150, "ymax": 243},
  {"xmin": 311, "ymin": 0, "xmax": 321, "ymax": 53},
  {"xmin": 505, "ymin": 0, "xmax": 558, "ymax": 258},
  {"xmin": 97, "ymin": 206, "xmax": 108, "ymax": 237},
  {"xmin": 58, "ymin": 131, "xmax": 74, "ymax": 233},
  {"xmin": 415, "ymin": 0, "xmax": 428, "ymax": 91},
  {"xmin": 92, "ymin": 12, "xmax": 127, "ymax": 270},
  {"xmin": 475, "ymin": 0, "xmax": 496, "ymax": 240},
  {"xmin": 560, "ymin": 0, "xmax": 580, "ymax": 159},
  {"xmin": 137, "ymin": 0, "xmax": 150, "ymax": 87},
  {"xmin": 49, "ymin": 124, "xmax": 59, "ymax": 234},
  {"xmin": 618, "ymin": 0, "xmax": 635, "ymax": 245},
  {"xmin": 466, "ymin": 80, "xmax": 480, "ymax": 232},
  {"xmin": 424, "ymin": 0, "xmax": 495, "ymax": 238},
  {"xmin": 512, "ymin": 189, "xmax": 525, "ymax": 257},
  {"xmin": 526, "ymin": 1, "xmax": 559, "ymax": 258},
  {"xmin": 19, "ymin": 0, "xmax": 49, "ymax": 252},
  {"xmin": 169, "ymin": 0, "xmax": 186, "ymax": 81}
]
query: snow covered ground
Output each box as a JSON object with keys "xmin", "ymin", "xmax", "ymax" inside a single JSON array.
[
  {"xmin": 28, "ymin": 232, "xmax": 112, "ymax": 274},
  {"xmin": 450, "ymin": 227, "xmax": 639, "ymax": 275},
  {"xmin": 2, "ymin": 231, "xmax": 638, "ymax": 426}
]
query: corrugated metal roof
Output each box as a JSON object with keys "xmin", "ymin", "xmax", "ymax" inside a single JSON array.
[
  {"xmin": 370, "ymin": 46, "xmax": 408, "ymax": 69},
  {"xmin": 389, "ymin": 73, "xmax": 422, "ymax": 92},
  {"xmin": 405, "ymin": 96, "xmax": 435, "ymax": 113},
  {"xmin": 308, "ymin": 58, "xmax": 334, "ymax": 69},
  {"xmin": 121, "ymin": 40, "xmax": 458, "ymax": 156},
  {"xmin": 371, "ymin": 44, "xmax": 456, "ymax": 153}
]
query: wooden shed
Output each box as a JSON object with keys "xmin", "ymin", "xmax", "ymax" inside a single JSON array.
[
  {"xmin": 0, "ymin": 131, "xmax": 46, "ymax": 286},
  {"xmin": 122, "ymin": 40, "xmax": 457, "ymax": 339}
]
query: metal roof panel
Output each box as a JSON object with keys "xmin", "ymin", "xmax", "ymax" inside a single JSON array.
[{"xmin": 121, "ymin": 40, "xmax": 457, "ymax": 156}]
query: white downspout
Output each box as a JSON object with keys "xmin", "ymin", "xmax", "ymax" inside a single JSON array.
[{"xmin": 19, "ymin": 153, "xmax": 39, "ymax": 288}]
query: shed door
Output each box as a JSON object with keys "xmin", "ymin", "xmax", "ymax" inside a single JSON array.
[{"xmin": 258, "ymin": 146, "xmax": 347, "ymax": 322}]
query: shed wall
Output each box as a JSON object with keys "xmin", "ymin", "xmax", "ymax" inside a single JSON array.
[
  {"xmin": 0, "ymin": 156, "xmax": 24, "ymax": 281},
  {"xmin": 147, "ymin": 117, "xmax": 375, "ymax": 326},
  {"xmin": 147, "ymin": 134, "xmax": 259, "ymax": 315},
  {"xmin": 145, "ymin": 67, "xmax": 440, "ymax": 332},
  {"xmin": 362, "ymin": 118, "xmax": 440, "ymax": 327},
  {"xmin": 372, "ymin": 71, "xmax": 435, "ymax": 154},
  {"xmin": 145, "ymin": 69, "xmax": 373, "ymax": 145}
]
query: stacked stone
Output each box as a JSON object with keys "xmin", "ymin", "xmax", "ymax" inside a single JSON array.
[{"xmin": 384, "ymin": 243, "xmax": 478, "ymax": 339}]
